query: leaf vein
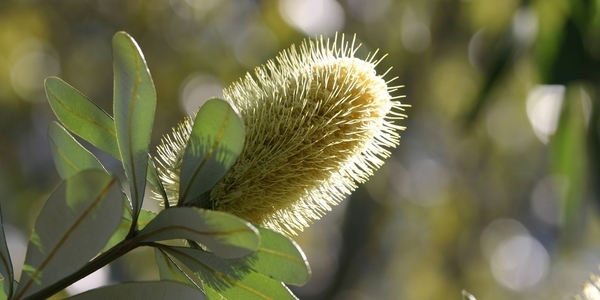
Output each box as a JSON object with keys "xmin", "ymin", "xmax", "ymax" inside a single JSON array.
[
  {"xmin": 49, "ymin": 89, "xmax": 116, "ymax": 139},
  {"xmin": 15, "ymin": 177, "xmax": 116, "ymax": 299},
  {"xmin": 180, "ymin": 108, "xmax": 231, "ymax": 204}
]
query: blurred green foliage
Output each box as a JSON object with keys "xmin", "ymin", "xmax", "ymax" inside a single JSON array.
[{"xmin": 1, "ymin": 0, "xmax": 600, "ymax": 299}]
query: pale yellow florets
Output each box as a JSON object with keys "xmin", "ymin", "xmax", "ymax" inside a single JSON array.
[
  {"xmin": 575, "ymin": 272, "xmax": 600, "ymax": 300},
  {"xmin": 155, "ymin": 115, "xmax": 194, "ymax": 204},
  {"xmin": 155, "ymin": 34, "xmax": 406, "ymax": 235}
]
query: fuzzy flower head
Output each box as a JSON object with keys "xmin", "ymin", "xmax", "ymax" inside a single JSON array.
[{"xmin": 155, "ymin": 34, "xmax": 406, "ymax": 235}]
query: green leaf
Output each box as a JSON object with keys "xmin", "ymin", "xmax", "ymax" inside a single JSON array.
[
  {"xmin": 101, "ymin": 208, "xmax": 130, "ymax": 253},
  {"xmin": 0, "ymin": 201, "xmax": 13, "ymax": 299},
  {"xmin": 247, "ymin": 227, "xmax": 310, "ymax": 285},
  {"xmin": 551, "ymin": 83, "xmax": 588, "ymax": 244},
  {"xmin": 112, "ymin": 31, "xmax": 157, "ymax": 222},
  {"xmin": 65, "ymin": 281, "xmax": 205, "ymax": 300},
  {"xmin": 44, "ymin": 77, "xmax": 163, "ymax": 191},
  {"xmin": 134, "ymin": 209, "xmax": 157, "ymax": 230},
  {"xmin": 103, "ymin": 209, "xmax": 157, "ymax": 252},
  {"xmin": 0, "ymin": 280, "xmax": 17, "ymax": 300},
  {"xmin": 48, "ymin": 121, "xmax": 107, "ymax": 179},
  {"xmin": 137, "ymin": 207, "xmax": 259, "ymax": 259},
  {"xmin": 45, "ymin": 77, "xmax": 119, "ymax": 158},
  {"xmin": 164, "ymin": 247, "xmax": 297, "ymax": 300},
  {"xmin": 178, "ymin": 98, "xmax": 245, "ymax": 206},
  {"xmin": 14, "ymin": 170, "xmax": 123, "ymax": 299},
  {"xmin": 155, "ymin": 248, "xmax": 199, "ymax": 289}
]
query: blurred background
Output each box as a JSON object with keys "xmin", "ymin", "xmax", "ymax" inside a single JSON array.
[{"xmin": 0, "ymin": 0, "xmax": 599, "ymax": 299}]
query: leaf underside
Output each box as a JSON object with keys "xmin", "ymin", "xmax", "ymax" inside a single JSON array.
[
  {"xmin": 112, "ymin": 31, "xmax": 157, "ymax": 221},
  {"xmin": 179, "ymin": 98, "xmax": 245, "ymax": 206},
  {"xmin": 14, "ymin": 170, "xmax": 123, "ymax": 299},
  {"xmin": 138, "ymin": 207, "xmax": 259, "ymax": 259}
]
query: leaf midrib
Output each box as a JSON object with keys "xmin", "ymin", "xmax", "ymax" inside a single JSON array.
[
  {"xmin": 179, "ymin": 107, "xmax": 232, "ymax": 205},
  {"xmin": 166, "ymin": 247, "xmax": 275, "ymax": 300},
  {"xmin": 14, "ymin": 177, "xmax": 116, "ymax": 299}
]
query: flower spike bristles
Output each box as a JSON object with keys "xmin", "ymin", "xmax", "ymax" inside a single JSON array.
[
  {"xmin": 574, "ymin": 269, "xmax": 600, "ymax": 300},
  {"xmin": 155, "ymin": 33, "xmax": 407, "ymax": 235},
  {"xmin": 154, "ymin": 114, "xmax": 195, "ymax": 204}
]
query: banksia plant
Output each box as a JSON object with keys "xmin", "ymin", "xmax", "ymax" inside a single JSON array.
[
  {"xmin": 156, "ymin": 34, "xmax": 407, "ymax": 235},
  {"xmin": 0, "ymin": 32, "xmax": 405, "ymax": 299}
]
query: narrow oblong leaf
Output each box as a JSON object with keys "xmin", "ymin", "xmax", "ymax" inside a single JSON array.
[
  {"xmin": 137, "ymin": 207, "xmax": 259, "ymax": 259},
  {"xmin": 112, "ymin": 31, "xmax": 156, "ymax": 219},
  {"xmin": 179, "ymin": 98, "xmax": 245, "ymax": 206},
  {"xmin": 45, "ymin": 77, "xmax": 120, "ymax": 158},
  {"xmin": 164, "ymin": 247, "xmax": 297, "ymax": 300},
  {"xmin": 0, "ymin": 202, "xmax": 13, "ymax": 298},
  {"xmin": 44, "ymin": 76, "xmax": 163, "ymax": 189},
  {"xmin": 551, "ymin": 84, "xmax": 587, "ymax": 244},
  {"xmin": 14, "ymin": 170, "xmax": 123, "ymax": 299},
  {"xmin": 155, "ymin": 248, "xmax": 198, "ymax": 289},
  {"xmin": 248, "ymin": 227, "xmax": 310, "ymax": 285},
  {"xmin": 66, "ymin": 281, "xmax": 205, "ymax": 300},
  {"xmin": 48, "ymin": 121, "xmax": 107, "ymax": 179}
]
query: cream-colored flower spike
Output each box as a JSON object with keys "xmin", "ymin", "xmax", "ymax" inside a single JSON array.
[{"xmin": 155, "ymin": 34, "xmax": 407, "ymax": 235}]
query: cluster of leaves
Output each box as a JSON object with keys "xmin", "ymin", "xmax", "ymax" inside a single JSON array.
[{"xmin": 0, "ymin": 32, "xmax": 310, "ymax": 299}]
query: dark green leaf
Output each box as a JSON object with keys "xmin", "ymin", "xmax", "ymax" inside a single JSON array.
[
  {"xmin": 179, "ymin": 98, "xmax": 245, "ymax": 206},
  {"xmin": 45, "ymin": 77, "xmax": 119, "ymax": 158},
  {"xmin": 112, "ymin": 31, "xmax": 157, "ymax": 221},
  {"xmin": 0, "ymin": 201, "xmax": 13, "ymax": 298},
  {"xmin": 248, "ymin": 227, "xmax": 310, "ymax": 285},
  {"xmin": 14, "ymin": 170, "xmax": 123, "ymax": 299},
  {"xmin": 137, "ymin": 207, "xmax": 259, "ymax": 258},
  {"xmin": 65, "ymin": 281, "xmax": 205, "ymax": 300},
  {"xmin": 164, "ymin": 247, "xmax": 297, "ymax": 300},
  {"xmin": 155, "ymin": 248, "xmax": 199, "ymax": 289},
  {"xmin": 48, "ymin": 121, "xmax": 107, "ymax": 179}
]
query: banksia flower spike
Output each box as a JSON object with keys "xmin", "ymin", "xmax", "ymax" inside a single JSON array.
[{"xmin": 155, "ymin": 34, "xmax": 407, "ymax": 235}]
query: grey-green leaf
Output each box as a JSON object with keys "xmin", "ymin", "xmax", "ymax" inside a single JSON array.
[
  {"xmin": 44, "ymin": 76, "xmax": 162, "ymax": 190},
  {"xmin": 66, "ymin": 281, "xmax": 205, "ymax": 300},
  {"xmin": 45, "ymin": 77, "xmax": 119, "ymax": 158},
  {"xmin": 179, "ymin": 98, "xmax": 245, "ymax": 206},
  {"xmin": 248, "ymin": 227, "xmax": 310, "ymax": 285},
  {"xmin": 137, "ymin": 207, "xmax": 259, "ymax": 259},
  {"xmin": 0, "ymin": 202, "xmax": 13, "ymax": 298},
  {"xmin": 164, "ymin": 247, "xmax": 297, "ymax": 300},
  {"xmin": 48, "ymin": 121, "xmax": 107, "ymax": 179},
  {"xmin": 112, "ymin": 31, "xmax": 156, "ymax": 221},
  {"xmin": 14, "ymin": 170, "xmax": 123, "ymax": 299}
]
